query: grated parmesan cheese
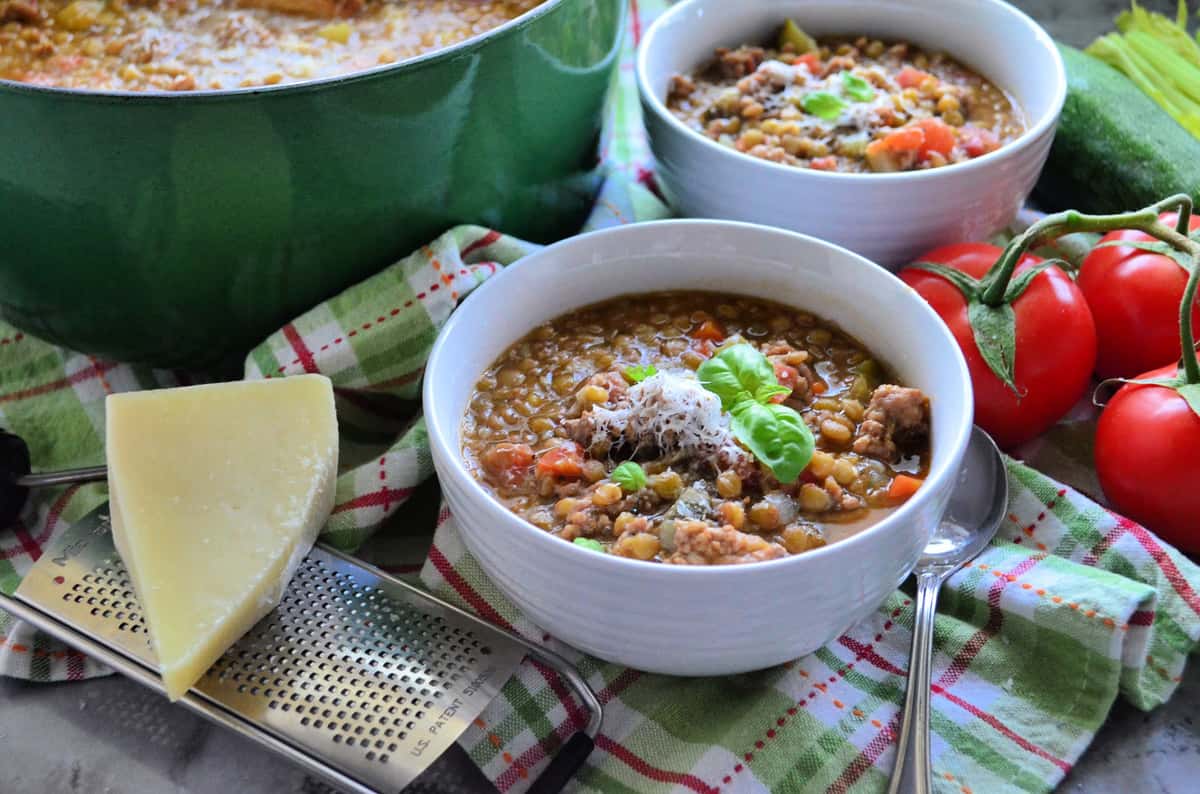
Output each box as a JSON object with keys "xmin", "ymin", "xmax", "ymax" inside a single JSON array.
[{"xmin": 584, "ymin": 372, "xmax": 749, "ymax": 466}]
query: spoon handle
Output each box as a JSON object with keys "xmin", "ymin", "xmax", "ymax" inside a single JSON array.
[{"xmin": 887, "ymin": 569, "xmax": 943, "ymax": 794}]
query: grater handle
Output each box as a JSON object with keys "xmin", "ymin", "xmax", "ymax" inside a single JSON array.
[
  {"xmin": 526, "ymin": 732, "xmax": 595, "ymax": 794},
  {"xmin": 0, "ymin": 430, "xmax": 107, "ymax": 527},
  {"xmin": 0, "ymin": 430, "xmax": 32, "ymax": 528}
]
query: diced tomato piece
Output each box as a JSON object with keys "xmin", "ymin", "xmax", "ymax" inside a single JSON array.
[
  {"xmin": 915, "ymin": 118, "xmax": 955, "ymax": 159},
  {"xmin": 808, "ymin": 156, "xmax": 838, "ymax": 171},
  {"xmin": 693, "ymin": 339, "xmax": 715, "ymax": 359},
  {"xmin": 793, "ymin": 53, "xmax": 821, "ymax": 74},
  {"xmin": 895, "ymin": 67, "xmax": 932, "ymax": 89},
  {"xmin": 772, "ymin": 362, "xmax": 800, "ymax": 402},
  {"xmin": 693, "ymin": 319, "xmax": 726, "ymax": 342},
  {"xmin": 887, "ymin": 474, "xmax": 924, "ymax": 502},
  {"xmin": 959, "ymin": 126, "xmax": 1000, "ymax": 158},
  {"xmin": 480, "ymin": 442, "xmax": 534, "ymax": 486},
  {"xmin": 536, "ymin": 443, "xmax": 584, "ymax": 479}
]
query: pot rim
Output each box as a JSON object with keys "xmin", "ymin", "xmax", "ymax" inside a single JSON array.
[{"xmin": 0, "ymin": 0, "xmax": 576, "ymax": 101}]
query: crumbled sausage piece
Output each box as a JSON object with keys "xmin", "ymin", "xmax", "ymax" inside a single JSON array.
[
  {"xmin": 852, "ymin": 384, "xmax": 930, "ymax": 462},
  {"xmin": 669, "ymin": 73, "xmax": 696, "ymax": 99},
  {"xmin": 0, "ymin": 0, "xmax": 40, "ymax": 23},
  {"xmin": 714, "ymin": 45, "xmax": 764, "ymax": 79},
  {"xmin": 666, "ymin": 520, "xmax": 787, "ymax": 565}
]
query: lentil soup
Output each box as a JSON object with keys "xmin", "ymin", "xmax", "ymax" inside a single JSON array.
[
  {"xmin": 666, "ymin": 20, "xmax": 1025, "ymax": 173},
  {"xmin": 461, "ymin": 291, "xmax": 932, "ymax": 566},
  {"xmin": 0, "ymin": 0, "xmax": 544, "ymax": 91}
]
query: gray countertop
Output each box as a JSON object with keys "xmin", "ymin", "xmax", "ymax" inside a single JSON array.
[{"xmin": 4, "ymin": 1, "xmax": 1198, "ymax": 792}]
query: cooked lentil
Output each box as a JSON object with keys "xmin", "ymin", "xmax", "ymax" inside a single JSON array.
[
  {"xmin": 0, "ymin": 0, "xmax": 543, "ymax": 91},
  {"xmin": 461, "ymin": 291, "xmax": 932, "ymax": 565},
  {"xmin": 666, "ymin": 23, "xmax": 1025, "ymax": 173}
]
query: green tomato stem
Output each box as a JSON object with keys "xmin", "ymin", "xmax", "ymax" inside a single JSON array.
[{"xmin": 977, "ymin": 195, "xmax": 1200, "ymax": 385}]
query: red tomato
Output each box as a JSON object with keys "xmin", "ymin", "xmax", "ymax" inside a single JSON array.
[
  {"xmin": 899, "ymin": 243, "xmax": 1097, "ymax": 449},
  {"xmin": 1078, "ymin": 212, "xmax": 1200, "ymax": 380},
  {"xmin": 808, "ymin": 156, "xmax": 838, "ymax": 171},
  {"xmin": 536, "ymin": 443, "xmax": 583, "ymax": 479},
  {"xmin": 1096, "ymin": 364, "xmax": 1200, "ymax": 551},
  {"xmin": 896, "ymin": 67, "xmax": 931, "ymax": 88},
  {"xmin": 772, "ymin": 361, "xmax": 800, "ymax": 402}
]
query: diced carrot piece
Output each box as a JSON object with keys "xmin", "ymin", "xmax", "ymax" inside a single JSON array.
[
  {"xmin": 879, "ymin": 126, "xmax": 926, "ymax": 152},
  {"xmin": 693, "ymin": 319, "xmax": 726, "ymax": 342},
  {"xmin": 772, "ymin": 362, "xmax": 800, "ymax": 401},
  {"xmin": 808, "ymin": 156, "xmax": 838, "ymax": 171},
  {"xmin": 887, "ymin": 474, "xmax": 924, "ymax": 502},
  {"xmin": 811, "ymin": 381, "xmax": 827, "ymax": 395},
  {"xmin": 536, "ymin": 443, "xmax": 584, "ymax": 479},
  {"xmin": 793, "ymin": 53, "xmax": 821, "ymax": 74},
  {"xmin": 915, "ymin": 118, "xmax": 955, "ymax": 158},
  {"xmin": 895, "ymin": 67, "xmax": 931, "ymax": 89}
]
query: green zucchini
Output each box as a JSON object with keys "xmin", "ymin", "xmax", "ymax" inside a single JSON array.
[{"xmin": 1033, "ymin": 43, "xmax": 1200, "ymax": 213}]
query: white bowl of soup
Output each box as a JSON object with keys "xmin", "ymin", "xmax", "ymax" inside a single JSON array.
[
  {"xmin": 424, "ymin": 220, "xmax": 973, "ymax": 675},
  {"xmin": 636, "ymin": 0, "xmax": 1066, "ymax": 267}
]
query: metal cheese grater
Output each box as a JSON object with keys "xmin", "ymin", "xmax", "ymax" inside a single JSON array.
[{"xmin": 0, "ymin": 433, "xmax": 601, "ymax": 794}]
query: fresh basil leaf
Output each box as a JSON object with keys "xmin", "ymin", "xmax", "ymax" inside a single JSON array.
[
  {"xmin": 1094, "ymin": 239, "xmax": 1194, "ymax": 272},
  {"xmin": 967, "ymin": 300, "xmax": 1021, "ymax": 396},
  {"xmin": 729, "ymin": 400, "xmax": 815, "ymax": 484},
  {"xmin": 841, "ymin": 71, "xmax": 875, "ymax": 102},
  {"xmin": 611, "ymin": 461, "xmax": 647, "ymax": 492},
  {"xmin": 697, "ymin": 343, "xmax": 781, "ymax": 410},
  {"xmin": 904, "ymin": 261, "xmax": 981, "ymax": 297},
  {"xmin": 802, "ymin": 91, "xmax": 846, "ymax": 120},
  {"xmin": 573, "ymin": 537, "xmax": 605, "ymax": 552},
  {"xmin": 623, "ymin": 364, "xmax": 657, "ymax": 384},
  {"xmin": 755, "ymin": 383, "xmax": 792, "ymax": 403}
]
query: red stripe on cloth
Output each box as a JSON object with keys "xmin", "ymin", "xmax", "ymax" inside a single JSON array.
[
  {"xmin": 1114, "ymin": 512, "xmax": 1200, "ymax": 617},
  {"xmin": 932, "ymin": 684, "xmax": 1072, "ymax": 772},
  {"xmin": 832, "ymin": 555, "xmax": 1045, "ymax": 792},
  {"xmin": 10, "ymin": 521, "xmax": 42, "ymax": 562},
  {"xmin": 595, "ymin": 734, "xmax": 719, "ymax": 794},
  {"xmin": 426, "ymin": 544, "xmax": 514, "ymax": 631},
  {"xmin": 1083, "ymin": 523, "xmax": 1124, "ymax": 567},
  {"xmin": 838, "ymin": 636, "xmax": 906, "ymax": 677},
  {"xmin": 1, "ymin": 485, "xmax": 80, "ymax": 560},
  {"xmin": 531, "ymin": 658, "xmax": 589, "ymax": 730},
  {"xmin": 827, "ymin": 718, "xmax": 900, "ymax": 794},
  {"xmin": 629, "ymin": 0, "xmax": 642, "ymax": 45},
  {"xmin": 461, "ymin": 229, "xmax": 501, "ymax": 258},
  {"xmin": 331, "ymin": 486, "xmax": 413, "ymax": 514},
  {"xmin": 65, "ymin": 649, "xmax": 86, "ymax": 681},
  {"xmin": 1128, "ymin": 609, "xmax": 1156, "ymax": 627},
  {"xmin": 598, "ymin": 668, "xmax": 642, "ymax": 704},
  {"xmin": 281, "ymin": 323, "xmax": 319, "ymax": 374},
  {"xmin": 0, "ymin": 361, "xmax": 117, "ymax": 405}
]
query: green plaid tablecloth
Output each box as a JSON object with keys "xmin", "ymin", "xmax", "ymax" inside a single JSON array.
[{"xmin": 2, "ymin": 3, "xmax": 1199, "ymax": 792}]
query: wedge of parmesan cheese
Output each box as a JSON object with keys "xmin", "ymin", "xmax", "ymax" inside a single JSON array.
[
  {"xmin": 105, "ymin": 375, "xmax": 338, "ymax": 701},
  {"xmin": 585, "ymin": 372, "xmax": 749, "ymax": 466}
]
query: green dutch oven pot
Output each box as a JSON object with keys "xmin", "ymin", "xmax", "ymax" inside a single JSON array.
[{"xmin": 0, "ymin": 0, "xmax": 624, "ymax": 368}]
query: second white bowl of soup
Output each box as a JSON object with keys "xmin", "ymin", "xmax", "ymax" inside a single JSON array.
[
  {"xmin": 636, "ymin": 0, "xmax": 1066, "ymax": 267},
  {"xmin": 425, "ymin": 220, "xmax": 973, "ymax": 675}
]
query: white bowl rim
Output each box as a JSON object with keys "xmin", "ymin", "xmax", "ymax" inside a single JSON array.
[
  {"xmin": 634, "ymin": 0, "xmax": 1067, "ymax": 184},
  {"xmin": 424, "ymin": 218, "xmax": 975, "ymax": 579}
]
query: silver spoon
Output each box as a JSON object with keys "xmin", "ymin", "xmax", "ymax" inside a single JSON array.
[{"xmin": 887, "ymin": 426, "xmax": 1009, "ymax": 794}]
